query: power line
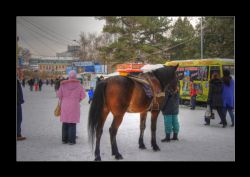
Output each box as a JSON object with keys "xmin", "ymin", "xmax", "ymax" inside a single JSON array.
[
  {"xmin": 18, "ymin": 18, "xmax": 68, "ymax": 48},
  {"xmin": 21, "ymin": 17, "xmax": 72, "ymax": 46},
  {"xmin": 25, "ymin": 17, "xmax": 74, "ymax": 43},
  {"xmin": 18, "ymin": 35, "xmax": 42, "ymax": 56},
  {"xmin": 18, "ymin": 20, "xmax": 60, "ymax": 54}
]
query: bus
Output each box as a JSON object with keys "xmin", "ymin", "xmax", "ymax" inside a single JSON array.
[{"xmin": 164, "ymin": 58, "xmax": 235, "ymax": 103}]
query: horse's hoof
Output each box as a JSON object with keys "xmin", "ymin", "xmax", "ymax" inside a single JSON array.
[
  {"xmin": 152, "ymin": 145, "xmax": 160, "ymax": 151},
  {"xmin": 139, "ymin": 144, "xmax": 147, "ymax": 149},
  {"xmin": 94, "ymin": 156, "xmax": 101, "ymax": 161},
  {"xmin": 115, "ymin": 154, "xmax": 123, "ymax": 160}
]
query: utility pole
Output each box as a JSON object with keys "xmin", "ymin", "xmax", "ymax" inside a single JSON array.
[{"xmin": 201, "ymin": 17, "xmax": 203, "ymax": 59}]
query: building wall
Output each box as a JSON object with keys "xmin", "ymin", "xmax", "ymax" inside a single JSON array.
[{"xmin": 39, "ymin": 64, "xmax": 68, "ymax": 72}]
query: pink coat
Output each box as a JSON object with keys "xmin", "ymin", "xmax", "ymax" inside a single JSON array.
[{"xmin": 56, "ymin": 79, "xmax": 86, "ymax": 123}]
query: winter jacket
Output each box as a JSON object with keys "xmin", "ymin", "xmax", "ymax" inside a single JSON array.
[
  {"xmin": 190, "ymin": 82, "xmax": 197, "ymax": 97},
  {"xmin": 222, "ymin": 79, "xmax": 234, "ymax": 109},
  {"xmin": 17, "ymin": 79, "xmax": 24, "ymax": 105},
  {"xmin": 207, "ymin": 78, "xmax": 223, "ymax": 108},
  {"xmin": 56, "ymin": 79, "xmax": 86, "ymax": 123},
  {"xmin": 88, "ymin": 89, "xmax": 94, "ymax": 99},
  {"xmin": 161, "ymin": 90, "xmax": 179, "ymax": 115}
]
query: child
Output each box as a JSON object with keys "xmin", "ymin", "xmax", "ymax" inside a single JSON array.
[
  {"xmin": 190, "ymin": 80, "xmax": 197, "ymax": 110},
  {"xmin": 88, "ymin": 87, "xmax": 94, "ymax": 104},
  {"xmin": 161, "ymin": 85, "xmax": 180, "ymax": 142}
]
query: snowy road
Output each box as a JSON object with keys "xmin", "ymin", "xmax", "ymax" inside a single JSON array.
[{"xmin": 17, "ymin": 85, "xmax": 235, "ymax": 161}]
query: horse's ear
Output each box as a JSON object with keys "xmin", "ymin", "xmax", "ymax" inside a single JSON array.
[{"xmin": 174, "ymin": 64, "xmax": 179, "ymax": 71}]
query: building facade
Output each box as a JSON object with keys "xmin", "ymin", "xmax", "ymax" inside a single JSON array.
[{"xmin": 29, "ymin": 56, "xmax": 75, "ymax": 75}]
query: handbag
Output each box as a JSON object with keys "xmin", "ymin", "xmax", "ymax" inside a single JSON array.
[
  {"xmin": 204, "ymin": 104, "xmax": 214, "ymax": 119},
  {"xmin": 54, "ymin": 101, "xmax": 61, "ymax": 117}
]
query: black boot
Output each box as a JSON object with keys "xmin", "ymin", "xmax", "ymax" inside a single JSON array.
[
  {"xmin": 161, "ymin": 133, "xmax": 170, "ymax": 142},
  {"xmin": 204, "ymin": 118, "xmax": 210, "ymax": 125},
  {"xmin": 171, "ymin": 133, "xmax": 178, "ymax": 140}
]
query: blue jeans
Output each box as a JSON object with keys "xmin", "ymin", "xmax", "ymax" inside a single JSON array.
[
  {"xmin": 163, "ymin": 115, "xmax": 180, "ymax": 134},
  {"xmin": 191, "ymin": 96, "xmax": 196, "ymax": 109},
  {"xmin": 62, "ymin": 123, "xmax": 76, "ymax": 143},
  {"xmin": 17, "ymin": 104, "xmax": 22, "ymax": 137}
]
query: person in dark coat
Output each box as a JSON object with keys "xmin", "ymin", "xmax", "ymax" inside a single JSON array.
[
  {"xmin": 22, "ymin": 79, "xmax": 25, "ymax": 87},
  {"xmin": 50, "ymin": 79, "xmax": 54, "ymax": 86},
  {"xmin": 38, "ymin": 79, "xmax": 43, "ymax": 91},
  {"xmin": 160, "ymin": 83, "xmax": 180, "ymax": 142},
  {"xmin": 222, "ymin": 69, "xmax": 234, "ymax": 127},
  {"xmin": 28, "ymin": 78, "xmax": 34, "ymax": 91},
  {"xmin": 205, "ymin": 72, "xmax": 226, "ymax": 127},
  {"xmin": 17, "ymin": 77, "xmax": 26, "ymax": 140},
  {"xmin": 54, "ymin": 78, "xmax": 60, "ymax": 91}
]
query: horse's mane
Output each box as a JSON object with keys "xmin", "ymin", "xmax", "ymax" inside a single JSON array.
[{"xmin": 151, "ymin": 66, "xmax": 176, "ymax": 90}]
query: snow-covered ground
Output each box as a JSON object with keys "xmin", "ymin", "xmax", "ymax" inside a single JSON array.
[{"xmin": 17, "ymin": 85, "xmax": 235, "ymax": 161}]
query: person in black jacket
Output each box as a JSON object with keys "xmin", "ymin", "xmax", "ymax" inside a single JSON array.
[
  {"xmin": 17, "ymin": 76, "xmax": 26, "ymax": 140},
  {"xmin": 160, "ymin": 82, "xmax": 180, "ymax": 142},
  {"xmin": 205, "ymin": 72, "xmax": 227, "ymax": 127}
]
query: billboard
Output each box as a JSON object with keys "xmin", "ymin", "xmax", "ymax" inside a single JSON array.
[{"xmin": 94, "ymin": 65, "xmax": 107, "ymax": 73}]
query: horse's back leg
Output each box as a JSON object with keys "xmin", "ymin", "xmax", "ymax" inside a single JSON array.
[
  {"xmin": 94, "ymin": 108, "xmax": 109, "ymax": 161},
  {"xmin": 139, "ymin": 111, "xmax": 147, "ymax": 149},
  {"xmin": 109, "ymin": 113, "xmax": 125, "ymax": 160},
  {"xmin": 151, "ymin": 110, "xmax": 160, "ymax": 151}
]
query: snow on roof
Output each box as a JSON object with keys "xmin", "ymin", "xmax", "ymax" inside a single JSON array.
[
  {"xmin": 31, "ymin": 56, "xmax": 74, "ymax": 60},
  {"xmin": 141, "ymin": 64, "xmax": 164, "ymax": 72}
]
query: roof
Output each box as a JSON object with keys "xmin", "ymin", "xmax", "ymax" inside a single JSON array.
[
  {"xmin": 31, "ymin": 56, "xmax": 74, "ymax": 61},
  {"xmin": 164, "ymin": 58, "xmax": 235, "ymax": 67}
]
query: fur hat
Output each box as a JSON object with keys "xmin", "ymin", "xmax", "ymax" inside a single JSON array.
[{"xmin": 69, "ymin": 70, "xmax": 77, "ymax": 79}]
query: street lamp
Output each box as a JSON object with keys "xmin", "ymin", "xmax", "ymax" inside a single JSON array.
[{"xmin": 201, "ymin": 17, "xmax": 203, "ymax": 59}]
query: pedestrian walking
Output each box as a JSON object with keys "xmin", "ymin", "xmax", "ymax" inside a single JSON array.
[
  {"xmin": 34, "ymin": 78, "xmax": 39, "ymax": 91},
  {"xmin": 205, "ymin": 72, "xmax": 226, "ymax": 127},
  {"xmin": 88, "ymin": 87, "xmax": 94, "ymax": 104},
  {"xmin": 190, "ymin": 79, "xmax": 197, "ymax": 110},
  {"xmin": 222, "ymin": 69, "xmax": 235, "ymax": 127},
  {"xmin": 39, "ymin": 79, "xmax": 43, "ymax": 91}
]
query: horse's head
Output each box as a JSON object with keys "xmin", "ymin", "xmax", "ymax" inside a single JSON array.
[{"xmin": 152, "ymin": 64, "xmax": 179, "ymax": 92}]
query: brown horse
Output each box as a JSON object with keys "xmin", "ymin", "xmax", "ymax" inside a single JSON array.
[{"xmin": 88, "ymin": 65, "xmax": 178, "ymax": 161}]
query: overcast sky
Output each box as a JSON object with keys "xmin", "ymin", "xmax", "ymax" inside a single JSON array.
[{"xmin": 17, "ymin": 16, "xmax": 199, "ymax": 57}]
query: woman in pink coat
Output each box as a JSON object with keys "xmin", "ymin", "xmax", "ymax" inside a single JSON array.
[{"xmin": 56, "ymin": 70, "xmax": 86, "ymax": 145}]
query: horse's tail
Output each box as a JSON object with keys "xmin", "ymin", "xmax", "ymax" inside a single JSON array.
[{"xmin": 88, "ymin": 80, "xmax": 107, "ymax": 149}]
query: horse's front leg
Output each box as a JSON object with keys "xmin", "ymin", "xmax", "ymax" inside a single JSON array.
[
  {"xmin": 151, "ymin": 110, "xmax": 160, "ymax": 151},
  {"xmin": 139, "ymin": 112, "xmax": 147, "ymax": 149}
]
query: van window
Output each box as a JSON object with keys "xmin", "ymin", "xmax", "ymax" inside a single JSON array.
[
  {"xmin": 179, "ymin": 66, "xmax": 208, "ymax": 81},
  {"xmin": 222, "ymin": 65, "xmax": 234, "ymax": 76}
]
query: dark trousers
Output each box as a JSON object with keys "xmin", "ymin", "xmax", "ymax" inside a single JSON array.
[
  {"xmin": 206, "ymin": 106, "xmax": 227, "ymax": 125},
  {"xmin": 191, "ymin": 96, "xmax": 196, "ymax": 109},
  {"xmin": 17, "ymin": 104, "xmax": 22, "ymax": 137},
  {"xmin": 62, "ymin": 123, "xmax": 76, "ymax": 143}
]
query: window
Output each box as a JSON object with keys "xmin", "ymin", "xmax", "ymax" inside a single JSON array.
[
  {"xmin": 176, "ymin": 67, "xmax": 184, "ymax": 80},
  {"xmin": 210, "ymin": 66, "xmax": 220, "ymax": 79},
  {"xmin": 222, "ymin": 65, "xmax": 234, "ymax": 76},
  {"xmin": 181, "ymin": 66, "xmax": 208, "ymax": 81}
]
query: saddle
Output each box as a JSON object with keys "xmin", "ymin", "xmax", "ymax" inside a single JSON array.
[
  {"xmin": 126, "ymin": 75, "xmax": 165, "ymax": 111},
  {"xmin": 126, "ymin": 75, "xmax": 153, "ymax": 98}
]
